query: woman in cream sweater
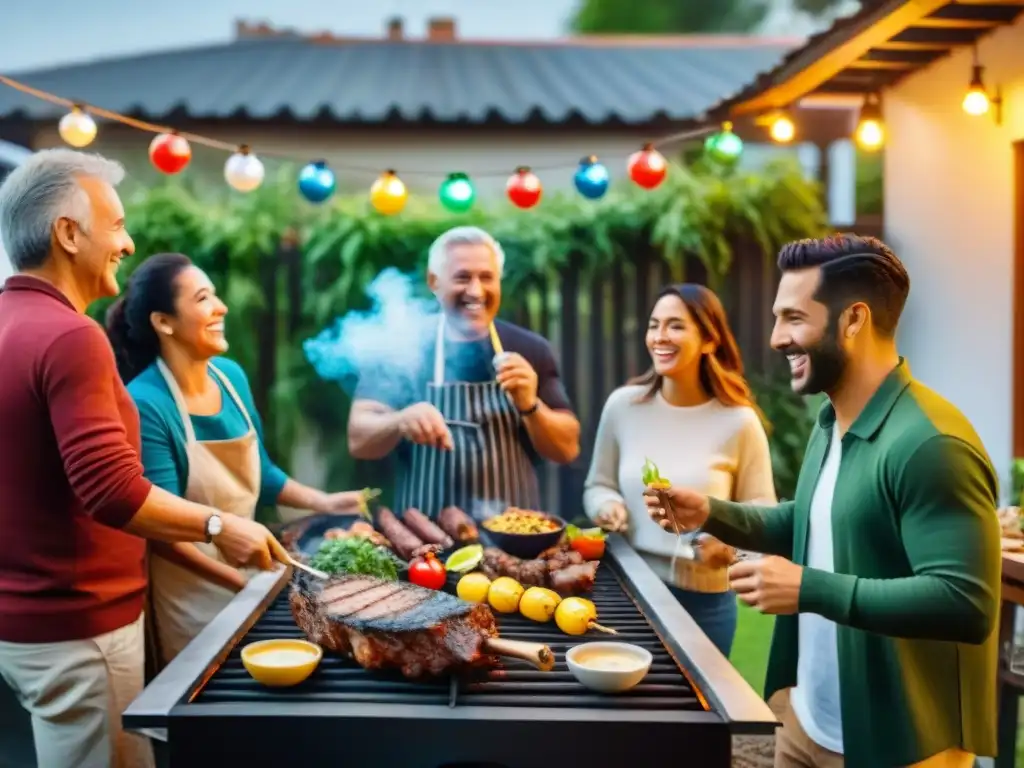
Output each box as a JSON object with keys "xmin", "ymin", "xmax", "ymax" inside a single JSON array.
[{"xmin": 584, "ymin": 283, "xmax": 776, "ymax": 656}]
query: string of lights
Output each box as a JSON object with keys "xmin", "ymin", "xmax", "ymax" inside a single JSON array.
[{"xmin": 0, "ymin": 74, "xmax": 746, "ymax": 214}]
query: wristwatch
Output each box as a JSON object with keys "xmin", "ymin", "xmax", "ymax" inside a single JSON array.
[
  {"xmin": 518, "ymin": 401, "xmax": 539, "ymax": 416},
  {"xmin": 205, "ymin": 513, "xmax": 223, "ymax": 543}
]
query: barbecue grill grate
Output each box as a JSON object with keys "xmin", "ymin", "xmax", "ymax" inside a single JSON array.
[{"xmin": 195, "ymin": 566, "xmax": 705, "ymax": 711}]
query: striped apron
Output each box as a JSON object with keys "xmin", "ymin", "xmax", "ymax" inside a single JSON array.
[{"xmin": 395, "ymin": 316, "xmax": 541, "ymax": 522}]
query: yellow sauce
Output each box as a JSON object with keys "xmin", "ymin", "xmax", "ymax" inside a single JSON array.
[
  {"xmin": 572, "ymin": 648, "xmax": 643, "ymax": 672},
  {"xmin": 250, "ymin": 649, "xmax": 318, "ymax": 668}
]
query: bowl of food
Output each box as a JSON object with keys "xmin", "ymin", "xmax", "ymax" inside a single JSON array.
[
  {"xmin": 566, "ymin": 641, "xmax": 653, "ymax": 694},
  {"xmin": 241, "ymin": 638, "xmax": 323, "ymax": 687},
  {"xmin": 481, "ymin": 507, "xmax": 566, "ymax": 558}
]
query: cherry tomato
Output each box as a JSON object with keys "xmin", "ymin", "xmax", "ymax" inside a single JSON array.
[
  {"xmin": 409, "ymin": 551, "xmax": 447, "ymax": 590},
  {"xmin": 570, "ymin": 535, "xmax": 606, "ymax": 561}
]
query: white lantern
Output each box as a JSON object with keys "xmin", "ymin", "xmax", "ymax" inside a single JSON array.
[
  {"xmin": 224, "ymin": 148, "xmax": 264, "ymax": 192},
  {"xmin": 58, "ymin": 108, "xmax": 97, "ymax": 148}
]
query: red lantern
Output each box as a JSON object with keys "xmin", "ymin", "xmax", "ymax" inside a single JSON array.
[
  {"xmin": 627, "ymin": 143, "xmax": 667, "ymax": 189},
  {"xmin": 506, "ymin": 166, "xmax": 542, "ymax": 209},
  {"xmin": 149, "ymin": 132, "xmax": 192, "ymax": 175}
]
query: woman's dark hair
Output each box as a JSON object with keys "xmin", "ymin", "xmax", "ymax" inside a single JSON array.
[
  {"xmin": 629, "ymin": 283, "xmax": 769, "ymax": 431},
  {"xmin": 106, "ymin": 252, "xmax": 193, "ymax": 383}
]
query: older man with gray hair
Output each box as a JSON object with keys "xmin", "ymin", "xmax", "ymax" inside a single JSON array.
[
  {"xmin": 348, "ymin": 225, "xmax": 580, "ymax": 522},
  {"xmin": 0, "ymin": 148, "xmax": 277, "ymax": 768}
]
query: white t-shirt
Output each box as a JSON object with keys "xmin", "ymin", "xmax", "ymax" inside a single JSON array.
[
  {"xmin": 582, "ymin": 386, "xmax": 777, "ymax": 586},
  {"xmin": 790, "ymin": 426, "xmax": 844, "ymax": 752}
]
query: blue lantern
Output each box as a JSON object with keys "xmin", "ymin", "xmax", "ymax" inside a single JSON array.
[
  {"xmin": 574, "ymin": 156, "xmax": 609, "ymax": 200},
  {"xmin": 298, "ymin": 160, "xmax": 336, "ymax": 204}
]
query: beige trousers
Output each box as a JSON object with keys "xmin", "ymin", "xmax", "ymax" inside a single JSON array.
[
  {"xmin": 770, "ymin": 688, "xmax": 975, "ymax": 768},
  {"xmin": 0, "ymin": 613, "xmax": 155, "ymax": 768}
]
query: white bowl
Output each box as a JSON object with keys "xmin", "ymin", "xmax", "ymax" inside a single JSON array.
[{"xmin": 565, "ymin": 641, "xmax": 653, "ymax": 693}]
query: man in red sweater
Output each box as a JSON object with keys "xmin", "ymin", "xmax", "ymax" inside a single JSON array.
[{"xmin": 0, "ymin": 149, "xmax": 279, "ymax": 768}]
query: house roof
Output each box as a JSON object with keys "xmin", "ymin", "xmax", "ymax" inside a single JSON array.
[
  {"xmin": 0, "ymin": 31, "xmax": 798, "ymax": 127},
  {"xmin": 709, "ymin": 0, "xmax": 1024, "ymax": 118}
]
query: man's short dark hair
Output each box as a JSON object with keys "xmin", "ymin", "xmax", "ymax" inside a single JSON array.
[{"xmin": 776, "ymin": 234, "xmax": 910, "ymax": 337}]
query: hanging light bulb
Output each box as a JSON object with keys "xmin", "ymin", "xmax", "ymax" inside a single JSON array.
[
  {"xmin": 627, "ymin": 144, "xmax": 668, "ymax": 189},
  {"xmin": 506, "ymin": 167, "xmax": 543, "ymax": 209},
  {"xmin": 439, "ymin": 172, "xmax": 476, "ymax": 213},
  {"xmin": 855, "ymin": 95, "xmax": 884, "ymax": 151},
  {"xmin": 704, "ymin": 121, "xmax": 744, "ymax": 164},
  {"xmin": 962, "ymin": 64, "xmax": 990, "ymax": 117},
  {"xmin": 149, "ymin": 132, "xmax": 192, "ymax": 175},
  {"xmin": 58, "ymin": 106, "xmax": 97, "ymax": 148},
  {"xmin": 574, "ymin": 156, "xmax": 610, "ymax": 200},
  {"xmin": 370, "ymin": 170, "xmax": 408, "ymax": 215},
  {"xmin": 298, "ymin": 160, "xmax": 337, "ymax": 204},
  {"xmin": 769, "ymin": 112, "xmax": 796, "ymax": 143},
  {"xmin": 224, "ymin": 146, "xmax": 265, "ymax": 192}
]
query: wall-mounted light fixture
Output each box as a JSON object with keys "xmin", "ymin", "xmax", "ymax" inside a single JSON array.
[
  {"xmin": 962, "ymin": 45, "xmax": 1002, "ymax": 125},
  {"xmin": 855, "ymin": 93, "xmax": 884, "ymax": 151}
]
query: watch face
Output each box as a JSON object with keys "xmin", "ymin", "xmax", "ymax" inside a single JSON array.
[{"xmin": 208, "ymin": 515, "xmax": 223, "ymax": 537}]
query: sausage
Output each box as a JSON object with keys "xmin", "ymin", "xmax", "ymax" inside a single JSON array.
[
  {"xmin": 402, "ymin": 508, "xmax": 455, "ymax": 549},
  {"xmin": 375, "ymin": 507, "xmax": 424, "ymax": 560},
  {"xmin": 437, "ymin": 506, "xmax": 479, "ymax": 544}
]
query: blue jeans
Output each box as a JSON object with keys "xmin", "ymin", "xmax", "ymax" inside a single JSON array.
[{"xmin": 668, "ymin": 586, "xmax": 738, "ymax": 657}]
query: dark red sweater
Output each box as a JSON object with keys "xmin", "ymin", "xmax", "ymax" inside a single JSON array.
[{"xmin": 0, "ymin": 277, "xmax": 153, "ymax": 642}]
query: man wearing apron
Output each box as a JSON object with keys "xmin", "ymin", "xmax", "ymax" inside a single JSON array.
[{"xmin": 347, "ymin": 226, "xmax": 580, "ymax": 521}]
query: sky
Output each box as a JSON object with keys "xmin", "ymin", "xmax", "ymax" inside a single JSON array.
[{"xmin": 0, "ymin": 0, "xmax": 833, "ymax": 73}]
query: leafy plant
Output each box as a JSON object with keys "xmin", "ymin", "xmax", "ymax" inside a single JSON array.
[
  {"xmin": 751, "ymin": 369, "xmax": 824, "ymax": 501},
  {"xmin": 94, "ymin": 156, "xmax": 826, "ymax": 520}
]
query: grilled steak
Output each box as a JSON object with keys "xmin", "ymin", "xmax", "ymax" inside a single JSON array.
[{"xmin": 291, "ymin": 573, "xmax": 552, "ymax": 678}]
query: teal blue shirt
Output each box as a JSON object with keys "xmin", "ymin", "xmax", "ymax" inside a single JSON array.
[{"xmin": 127, "ymin": 357, "xmax": 288, "ymax": 507}]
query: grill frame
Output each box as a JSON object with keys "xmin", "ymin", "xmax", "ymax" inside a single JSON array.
[{"xmin": 125, "ymin": 536, "xmax": 776, "ymax": 765}]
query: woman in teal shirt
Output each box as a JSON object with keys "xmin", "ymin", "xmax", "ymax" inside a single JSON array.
[{"xmin": 106, "ymin": 252, "xmax": 362, "ymax": 666}]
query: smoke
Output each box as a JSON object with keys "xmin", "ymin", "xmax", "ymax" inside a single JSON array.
[{"xmin": 303, "ymin": 267, "xmax": 439, "ymax": 403}]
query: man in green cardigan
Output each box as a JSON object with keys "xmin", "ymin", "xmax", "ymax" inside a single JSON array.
[{"xmin": 645, "ymin": 234, "xmax": 1000, "ymax": 768}]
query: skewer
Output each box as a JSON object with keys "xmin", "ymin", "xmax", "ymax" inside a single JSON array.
[
  {"xmin": 588, "ymin": 622, "xmax": 618, "ymax": 635},
  {"xmin": 489, "ymin": 323, "xmax": 504, "ymax": 356}
]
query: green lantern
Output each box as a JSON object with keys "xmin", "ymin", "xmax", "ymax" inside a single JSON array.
[
  {"xmin": 704, "ymin": 121, "xmax": 744, "ymax": 164},
  {"xmin": 439, "ymin": 172, "xmax": 476, "ymax": 213}
]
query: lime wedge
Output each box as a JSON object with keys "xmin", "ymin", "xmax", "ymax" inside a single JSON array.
[{"xmin": 445, "ymin": 544, "xmax": 484, "ymax": 574}]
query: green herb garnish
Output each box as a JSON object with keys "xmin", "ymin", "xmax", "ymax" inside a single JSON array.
[
  {"xmin": 641, "ymin": 457, "xmax": 669, "ymax": 486},
  {"xmin": 309, "ymin": 537, "xmax": 401, "ymax": 580}
]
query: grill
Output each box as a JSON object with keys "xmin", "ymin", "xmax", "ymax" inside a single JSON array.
[
  {"xmin": 126, "ymin": 537, "xmax": 776, "ymax": 767},
  {"xmin": 197, "ymin": 567, "xmax": 704, "ymax": 712}
]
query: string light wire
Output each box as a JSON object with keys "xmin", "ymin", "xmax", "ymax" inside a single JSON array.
[{"xmin": 0, "ymin": 73, "xmax": 720, "ymax": 178}]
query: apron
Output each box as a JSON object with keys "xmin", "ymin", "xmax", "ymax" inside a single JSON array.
[
  {"xmin": 146, "ymin": 359, "xmax": 262, "ymax": 670},
  {"xmin": 394, "ymin": 316, "xmax": 541, "ymax": 521}
]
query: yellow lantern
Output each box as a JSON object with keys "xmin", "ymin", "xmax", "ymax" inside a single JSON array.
[
  {"xmin": 370, "ymin": 170, "xmax": 408, "ymax": 215},
  {"xmin": 58, "ymin": 107, "xmax": 97, "ymax": 148},
  {"xmin": 855, "ymin": 96, "xmax": 884, "ymax": 151}
]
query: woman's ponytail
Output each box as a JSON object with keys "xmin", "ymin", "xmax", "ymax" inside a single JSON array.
[{"xmin": 104, "ymin": 253, "xmax": 193, "ymax": 383}]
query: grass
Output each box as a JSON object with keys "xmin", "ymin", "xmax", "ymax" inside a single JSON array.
[{"xmin": 729, "ymin": 599, "xmax": 776, "ymax": 694}]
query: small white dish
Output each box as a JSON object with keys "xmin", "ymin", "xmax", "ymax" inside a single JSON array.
[{"xmin": 566, "ymin": 641, "xmax": 652, "ymax": 693}]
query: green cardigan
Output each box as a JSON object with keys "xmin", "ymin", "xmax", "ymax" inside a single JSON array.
[
  {"xmin": 703, "ymin": 360, "xmax": 1000, "ymax": 767},
  {"xmin": 127, "ymin": 357, "xmax": 288, "ymax": 507}
]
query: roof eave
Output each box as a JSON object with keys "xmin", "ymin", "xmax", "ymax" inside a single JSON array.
[{"xmin": 725, "ymin": 0, "xmax": 950, "ymax": 117}]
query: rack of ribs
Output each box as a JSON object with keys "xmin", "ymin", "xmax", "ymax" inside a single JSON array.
[{"xmin": 289, "ymin": 573, "xmax": 555, "ymax": 678}]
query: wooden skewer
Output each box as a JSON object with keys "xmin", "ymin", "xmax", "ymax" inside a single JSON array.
[
  {"xmin": 588, "ymin": 621, "xmax": 618, "ymax": 635},
  {"xmin": 269, "ymin": 536, "xmax": 329, "ymax": 580},
  {"xmin": 489, "ymin": 323, "xmax": 504, "ymax": 356}
]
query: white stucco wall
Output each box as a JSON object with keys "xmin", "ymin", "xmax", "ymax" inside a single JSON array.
[{"xmin": 884, "ymin": 15, "xmax": 1024, "ymax": 498}]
